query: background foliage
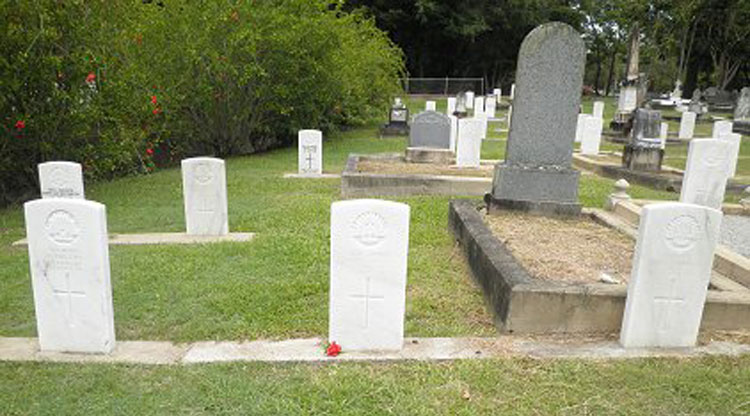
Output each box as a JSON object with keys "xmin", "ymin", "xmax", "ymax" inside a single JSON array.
[{"xmin": 0, "ymin": 0, "xmax": 404, "ymax": 205}]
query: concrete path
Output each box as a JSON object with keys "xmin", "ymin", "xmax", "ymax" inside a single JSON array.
[{"xmin": 1, "ymin": 337, "xmax": 748, "ymax": 366}]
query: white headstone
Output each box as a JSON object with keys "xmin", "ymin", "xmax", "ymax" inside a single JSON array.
[
  {"xmin": 620, "ymin": 202, "xmax": 721, "ymax": 348},
  {"xmin": 24, "ymin": 198, "xmax": 115, "ymax": 353},
  {"xmin": 485, "ymin": 97, "xmax": 497, "ymax": 118},
  {"xmin": 660, "ymin": 122, "xmax": 669, "ymax": 141},
  {"xmin": 493, "ymin": 88, "xmax": 502, "ymax": 97},
  {"xmin": 181, "ymin": 157, "xmax": 229, "ymax": 236},
  {"xmin": 465, "ymin": 91, "xmax": 475, "ymax": 109},
  {"xmin": 679, "ymin": 139, "xmax": 732, "ymax": 210},
  {"xmin": 574, "ymin": 114, "xmax": 589, "ymax": 143},
  {"xmin": 718, "ymin": 133, "xmax": 741, "ymax": 178},
  {"xmin": 298, "ymin": 129, "xmax": 323, "ymax": 176},
  {"xmin": 507, "ymin": 105, "xmax": 513, "ymax": 127},
  {"xmin": 618, "ymin": 87, "xmax": 638, "ymax": 112},
  {"xmin": 678, "ymin": 111, "xmax": 697, "ymax": 139},
  {"xmin": 446, "ymin": 97, "xmax": 457, "ymax": 116},
  {"xmin": 456, "ymin": 118, "xmax": 483, "ymax": 168},
  {"xmin": 510, "ymin": 83, "xmax": 515, "ymax": 100},
  {"xmin": 425, "ymin": 101, "xmax": 436, "ymax": 111},
  {"xmin": 449, "ymin": 115, "xmax": 458, "ymax": 152},
  {"xmin": 580, "ymin": 116, "xmax": 603, "ymax": 155},
  {"xmin": 593, "ymin": 101, "xmax": 605, "ymax": 118},
  {"xmin": 329, "ymin": 199, "xmax": 410, "ymax": 351},
  {"xmin": 38, "ymin": 161, "xmax": 84, "ymax": 199},
  {"xmin": 712, "ymin": 120, "xmax": 734, "ymax": 139},
  {"xmin": 473, "ymin": 97, "xmax": 485, "ymax": 116}
]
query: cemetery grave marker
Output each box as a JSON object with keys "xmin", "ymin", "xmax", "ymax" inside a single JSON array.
[
  {"xmin": 182, "ymin": 157, "xmax": 229, "ymax": 236},
  {"xmin": 38, "ymin": 161, "xmax": 84, "ymax": 199}
]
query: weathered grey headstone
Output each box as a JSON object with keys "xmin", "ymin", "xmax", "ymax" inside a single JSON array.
[
  {"xmin": 456, "ymin": 118, "xmax": 483, "ymax": 167},
  {"xmin": 734, "ymin": 87, "xmax": 750, "ymax": 120},
  {"xmin": 182, "ymin": 157, "xmax": 229, "ymax": 236},
  {"xmin": 620, "ymin": 202, "xmax": 721, "ymax": 348},
  {"xmin": 490, "ymin": 22, "xmax": 585, "ymax": 215},
  {"xmin": 631, "ymin": 109, "xmax": 662, "ymax": 141},
  {"xmin": 24, "ymin": 198, "xmax": 115, "ymax": 353},
  {"xmin": 298, "ymin": 129, "xmax": 323, "ymax": 176},
  {"xmin": 408, "ymin": 111, "xmax": 451, "ymax": 149},
  {"xmin": 680, "ymin": 139, "xmax": 732, "ymax": 210},
  {"xmin": 678, "ymin": 111, "xmax": 696, "ymax": 139},
  {"xmin": 38, "ymin": 162, "xmax": 84, "ymax": 199},
  {"xmin": 329, "ymin": 199, "xmax": 409, "ymax": 351}
]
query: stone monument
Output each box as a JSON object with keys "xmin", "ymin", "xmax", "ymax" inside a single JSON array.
[
  {"xmin": 734, "ymin": 87, "xmax": 750, "ymax": 135},
  {"xmin": 622, "ymin": 109, "xmax": 664, "ymax": 171},
  {"xmin": 181, "ymin": 157, "xmax": 229, "ymax": 236},
  {"xmin": 297, "ymin": 129, "xmax": 323, "ymax": 176},
  {"xmin": 611, "ymin": 24, "xmax": 641, "ymax": 131},
  {"xmin": 38, "ymin": 161, "xmax": 85, "ymax": 199},
  {"xmin": 380, "ymin": 97, "xmax": 409, "ymax": 136},
  {"xmin": 406, "ymin": 111, "xmax": 452, "ymax": 164},
  {"xmin": 488, "ymin": 22, "xmax": 585, "ymax": 216}
]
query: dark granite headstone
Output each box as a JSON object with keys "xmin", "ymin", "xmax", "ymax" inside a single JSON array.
[
  {"xmin": 408, "ymin": 111, "xmax": 451, "ymax": 149},
  {"xmin": 489, "ymin": 22, "xmax": 585, "ymax": 216},
  {"xmin": 630, "ymin": 109, "xmax": 661, "ymax": 142}
]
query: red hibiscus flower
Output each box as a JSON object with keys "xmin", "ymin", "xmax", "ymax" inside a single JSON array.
[
  {"xmin": 151, "ymin": 95, "xmax": 157, "ymax": 105},
  {"xmin": 14, "ymin": 120, "xmax": 25, "ymax": 130},
  {"xmin": 325, "ymin": 341, "xmax": 341, "ymax": 357},
  {"xmin": 146, "ymin": 148, "xmax": 154, "ymax": 156},
  {"xmin": 86, "ymin": 72, "xmax": 96, "ymax": 83}
]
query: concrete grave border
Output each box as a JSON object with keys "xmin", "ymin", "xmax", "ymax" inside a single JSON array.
[
  {"xmin": 448, "ymin": 199, "xmax": 750, "ymax": 334},
  {"xmin": 13, "ymin": 232, "xmax": 254, "ymax": 246},
  {"xmin": 341, "ymin": 153, "xmax": 492, "ymax": 197}
]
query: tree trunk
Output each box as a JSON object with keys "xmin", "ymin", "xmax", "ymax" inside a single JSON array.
[{"xmin": 605, "ymin": 48, "xmax": 617, "ymax": 96}]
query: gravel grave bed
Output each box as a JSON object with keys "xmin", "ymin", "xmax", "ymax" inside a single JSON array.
[
  {"xmin": 485, "ymin": 210, "xmax": 634, "ymax": 284},
  {"xmin": 356, "ymin": 160, "xmax": 494, "ymax": 177}
]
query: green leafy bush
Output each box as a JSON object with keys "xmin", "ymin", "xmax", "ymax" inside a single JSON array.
[{"xmin": 0, "ymin": 0, "xmax": 404, "ymax": 206}]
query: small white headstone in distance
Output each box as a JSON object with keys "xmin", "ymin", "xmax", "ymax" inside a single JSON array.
[
  {"xmin": 446, "ymin": 97, "xmax": 457, "ymax": 116},
  {"xmin": 718, "ymin": 133, "xmax": 741, "ymax": 178},
  {"xmin": 712, "ymin": 120, "xmax": 733, "ymax": 138},
  {"xmin": 425, "ymin": 101, "xmax": 436, "ymax": 111},
  {"xmin": 465, "ymin": 91, "xmax": 475, "ymax": 109},
  {"xmin": 456, "ymin": 118, "xmax": 483, "ymax": 167},
  {"xmin": 679, "ymin": 139, "xmax": 732, "ymax": 210},
  {"xmin": 593, "ymin": 101, "xmax": 605, "ymax": 118},
  {"xmin": 485, "ymin": 97, "xmax": 497, "ymax": 118},
  {"xmin": 620, "ymin": 202, "xmax": 721, "ymax": 348},
  {"xmin": 510, "ymin": 83, "xmax": 516, "ymax": 100},
  {"xmin": 660, "ymin": 122, "xmax": 669, "ymax": 140},
  {"xmin": 298, "ymin": 129, "xmax": 323, "ymax": 176},
  {"xmin": 580, "ymin": 116, "xmax": 603, "ymax": 155},
  {"xmin": 507, "ymin": 105, "xmax": 513, "ymax": 128},
  {"xmin": 329, "ymin": 199, "xmax": 410, "ymax": 351},
  {"xmin": 493, "ymin": 88, "xmax": 502, "ymax": 97},
  {"xmin": 449, "ymin": 115, "xmax": 458, "ymax": 152},
  {"xmin": 24, "ymin": 198, "xmax": 115, "ymax": 353},
  {"xmin": 679, "ymin": 111, "xmax": 697, "ymax": 139},
  {"xmin": 182, "ymin": 157, "xmax": 229, "ymax": 236},
  {"xmin": 474, "ymin": 97, "xmax": 485, "ymax": 116},
  {"xmin": 38, "ymin": 161, "xmax": 84, "ymax": 199},
  {"xmin": 575, "ymin": 114, "xmax": 589, "ymax": 143}
]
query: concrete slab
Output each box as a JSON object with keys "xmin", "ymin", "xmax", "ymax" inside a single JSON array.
[
  {"xmin": 12, "ymin": 232, "xmax": 255, "ymax": 246},
  {"xmin": 283, "ymin": 173, "xmax": 341, "ymax": 179},
  {"xmin": 0, "ymin": 338, "xmax": 187, "ymax": 364}
]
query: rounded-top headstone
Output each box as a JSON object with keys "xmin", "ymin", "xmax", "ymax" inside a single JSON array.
[{"xmin": 506, "ymin": 22, "xmax": 585, "ymax": 167}]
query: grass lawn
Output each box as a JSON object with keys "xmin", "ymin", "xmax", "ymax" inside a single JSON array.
[{"xmin": 2, "ymin": 100, "xmax": 748, "ymax": 414}]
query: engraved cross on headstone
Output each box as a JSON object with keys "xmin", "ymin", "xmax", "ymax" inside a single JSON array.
[
  {"xmin": 49, "ymin": 270, "xmax": 85, "ymax": 328},
  {"xmin": 653, "ymin": 271, "xmax": 685, "ymax": 333},
  {"xmin": 302, "ymin": 145, "xmax": 316, "ymax": 173},
  {"xmin": 349, "ymin": 276, "xmax": 384, "ymax": 328}
]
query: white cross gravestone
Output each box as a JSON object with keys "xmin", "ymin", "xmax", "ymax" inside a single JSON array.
[
  {"xmin": 329, "ymin": 199, "xmax": 409, "ymax": 351},
  {"xmin": 449, "ymin": 115, "xmax": 458, "ymax": 152},
  {"xmin": 474, "ymin": 97, "xmax": 485, "ymax": 117},
  {"xmin": 456, "ymin": 118, "xmax": 483, "ymax": 168},
  {"xmin": 593, "ymin": 101, "xmax": 605, "ymax": 118},
  {"xmin": 425, "ymin": 101, "xmax": 436, "ymax": 111},
  {"xmin": 580, "ymin": 116, "xmax": 603, "ymax": 155},
  {"xmin": 446, "ymin": 97, "xmax": 457, "ymax": 116},
  {"xmin": 679, "ymin": 111, "xmax": 696, "ymax": 139},
  {"xmin": 620, "ymin": 202, "xmax": 721, "ymax": 348},
  {"xmin": 485, "ymin": 97, "xmax": 497, "ymax": 118},
  {"xmin": 679, "ymin": 139, "xmax": 732, "ymax": 210},
  {"xmin": 38, "ymin": 161, "xmax": 84, "ymax": 199},
  {"xmin": 465, "ymin": 91, "xmax": 475, "ymax": 109},
  {"xmin": 574, "ymin": 114, "xmax": 588, "ymax": 143},
  {"xmin": 712, "ymin": 120, "xmax": 733, "ymax": 138},
  {"xmin": 297, "ymin": 129, "xmax": 323, "ymax": 176},
  {"xmin": 182, "ymin": 157, "xmax": 229, "ymax": 236},
  {"xmin": 24, "ymin": 198, "xmax": 115, "ymax": 353}
]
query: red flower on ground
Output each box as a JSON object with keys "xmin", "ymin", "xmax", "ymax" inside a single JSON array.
[
  {"xmin": 86, "ymin": 72, "xmax": 96, "ymax": 83},
  {"xmin": 325, "ymin": 341, "xmax": 341, "ymax": 357},
  {"xmin": 146, "ymin": 148, "xmax": 154, "ymax": 156},
  {"xmin": 152, "ymin": 107, "xmax": 161, "ymax": 115},
  {"xmin": 14, "ymin": 120, "xmax": 25, "ymax": 130},
  {"xmin": 151, "ymin": 95, "xmax": 157, "ymax": 105}
]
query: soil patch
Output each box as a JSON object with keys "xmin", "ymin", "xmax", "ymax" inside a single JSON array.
[
  {"xmin": 485, "ymin": 211, "xmax": 634, "ymax": 284},
  {"xmin": 357, "ymin": 159, "xmax": 494, "ymax": 178}
]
